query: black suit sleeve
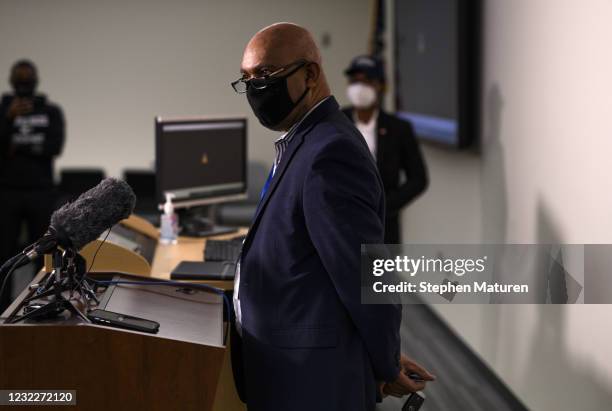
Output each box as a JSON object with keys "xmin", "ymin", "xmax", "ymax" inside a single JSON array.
[
  {"xmin": 303, "ymin": 136, "xmax": 402, "ymax": 383},
  {"xmin": 0, "ymin": 103, "xmax": 12, "ymax": 157},
  {"xmin": 386, "ymin": 121, "xmax": 428, "ymax": 211}
]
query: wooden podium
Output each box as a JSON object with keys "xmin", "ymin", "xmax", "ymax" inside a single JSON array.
[
  {"xmin": 0, "ymin": 271, "xmax": 226, "ymax": 411},
  {"xmin": 1, "ymin": 215, "xmax": 247, "ymax": 411}
]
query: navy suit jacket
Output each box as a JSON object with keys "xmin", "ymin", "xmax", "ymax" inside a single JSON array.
[{"xmin": 234, "ymin": 97, "xmax": 402, "ymax": 411}]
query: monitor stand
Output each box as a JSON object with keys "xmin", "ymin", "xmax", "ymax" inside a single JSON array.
[{"xmin": 178, "ymin": 206, "xmax": 238, "ymax": 238}]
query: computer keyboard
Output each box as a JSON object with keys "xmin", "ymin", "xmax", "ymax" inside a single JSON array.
[{"xmin": 204, "ymin": 235, "xmax": 246, "ymax": 262}]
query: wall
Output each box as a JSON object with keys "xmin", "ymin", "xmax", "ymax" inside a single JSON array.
[
  {"xmin": 0, "ymin": 0, "xmax": 371, "ymax": 178},
  {"xmin": 396, "ymin": 0, "xmax": 612, "ymax": 410}
]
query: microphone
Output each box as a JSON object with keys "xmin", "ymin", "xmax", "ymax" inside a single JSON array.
[
  {"xmin": 2, "ymin": 178, "xmax": 136, "ymax": 271},
  {"xmin": 49, "ymin": 177, "xmax": 136, "ymax": 251}
]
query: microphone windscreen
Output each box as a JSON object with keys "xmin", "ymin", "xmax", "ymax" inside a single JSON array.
[{"xmin": 50, "ymin": 178, "xmax": 136, "ymax": 250}]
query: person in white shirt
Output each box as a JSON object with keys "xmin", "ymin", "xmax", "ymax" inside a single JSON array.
[{"xmin": 342, "ymin": 55, "xmax": 428, "ymax": 243}]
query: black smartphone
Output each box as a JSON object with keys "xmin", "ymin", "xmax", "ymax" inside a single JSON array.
[
  {"xmin": 402, "ymin": 391, "xmax": 425, "ymax": 411},
  {"xmin": 87, "ymin": 309, "xmax": 160, "ymax": 334}
]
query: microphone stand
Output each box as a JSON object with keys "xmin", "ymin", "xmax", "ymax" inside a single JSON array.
[{"xmin": 9, "ymin": 248, "xmax": 96, "ymax": 324}]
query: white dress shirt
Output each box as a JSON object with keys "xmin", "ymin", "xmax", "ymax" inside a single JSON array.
[{"xmin": 354, "ymin": 110, "xmax": 378, "ymax": 158}]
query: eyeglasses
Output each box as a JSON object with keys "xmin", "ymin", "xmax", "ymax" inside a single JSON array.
[{"xmin": 231, "ymin": 59, "xmax": 309, "ymax": 94}]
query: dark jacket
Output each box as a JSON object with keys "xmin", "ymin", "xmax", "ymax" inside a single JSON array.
[
  {"xmin": 234, "ymin": 97, "xmax": 402, "ymax": 411},
  {"xmin": 0, "ymin": 93, "xmax": 65, "ymax": 189},
  {"xmin": 342, "ymin": 107, "xmax": 428, "ymax": 243}
]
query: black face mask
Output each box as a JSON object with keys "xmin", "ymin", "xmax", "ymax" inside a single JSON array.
[
  {"xmin": 13, "ymin": 80, "xmax": 36, "ymax": 98},
  {"xmin": 246, "ymin": 68, "xmax": 309, "ymax": 129}
]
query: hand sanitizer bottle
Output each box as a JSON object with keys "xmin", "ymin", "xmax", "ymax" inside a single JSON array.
[{"xmin": 160, "ymin": 193, "xmax": 178, "ymax": 245}]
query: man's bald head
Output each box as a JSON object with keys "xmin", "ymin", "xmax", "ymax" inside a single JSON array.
[
  {"xmin": 240, "ymin": 23, "xmax": 331, "ymax": 131},
  {"xmin": 242, "ymin": 23, "xmax": 321, "ymax": 74}
]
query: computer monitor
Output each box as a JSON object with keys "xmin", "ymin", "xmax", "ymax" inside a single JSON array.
[{"xmin": 155, "ymin": 117, "xmax": 247, "ymax": 209}]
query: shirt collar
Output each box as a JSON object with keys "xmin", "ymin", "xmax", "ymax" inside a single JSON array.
[{"xmin": 276, "ymin": 96, "xmax": 332, "ymax": 144}]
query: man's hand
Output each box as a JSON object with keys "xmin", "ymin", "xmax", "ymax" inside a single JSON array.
[
  {"xmin": 6, "ymin": 97, "xmax": 33, "ymax": 119},
  {"xmin": 380, "ymin": 354, "xmax": 435, "ymax": 398}
]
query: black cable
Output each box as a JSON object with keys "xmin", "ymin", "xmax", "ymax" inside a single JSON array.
[
  {"xmin": 0, "ymin": 254, "xmax": 22, "ymax": 276},
  {"xmin": 87, "ymin": 228, "xmax": 112, "ymax": 274},
  {"xmin": 73, "ymin": 227, "xmax": 112, "ymax": 295},
  {"xmin": 0, "ymin": 254, "xmax": 29, "ymax": 310}
]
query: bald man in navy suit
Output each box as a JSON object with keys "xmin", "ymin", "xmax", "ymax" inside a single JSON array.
[{"xmin": 229, "ymin": 23, "xmax": 435, "ymax": 411}]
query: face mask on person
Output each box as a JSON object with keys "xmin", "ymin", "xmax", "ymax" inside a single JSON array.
[
  {"xmin": 346, "ymin": 83, "xmax": 377, "ymax": 109},
  {"xmin": 246, "ymin": 62, "xmax": 309, "ymax": 129},
  {"xmin": 13, "ymin": 80, "xmax": 36, "ymax": 98}
]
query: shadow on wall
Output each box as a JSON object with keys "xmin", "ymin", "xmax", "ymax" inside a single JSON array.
[
  {"xmin": 474, "ymin": 85, "xmax": 612, "ymax": 410},
  {"xmin": 512, "ymin": 200, "xmax": 612, "ymax": 410},
  {"xmin": 469, "ymin": 200, "xmax": 612, "ymax": 410},
  {"xmin": 480, "ymin": 84, "xmax": 507, "ymax": 244},
  {"xmin": 477, "ymin": 84, "xmax": 507, "ymax": 368}
]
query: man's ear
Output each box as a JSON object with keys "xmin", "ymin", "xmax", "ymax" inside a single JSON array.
[{"xmin": 305, "ymin": 62, "xmax": 321, "ymax": 88}]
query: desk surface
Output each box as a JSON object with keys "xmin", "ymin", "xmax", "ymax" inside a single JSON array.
[{"xmin": 149, "ymin": 229, "xmax": 248, "ymax": 290}]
